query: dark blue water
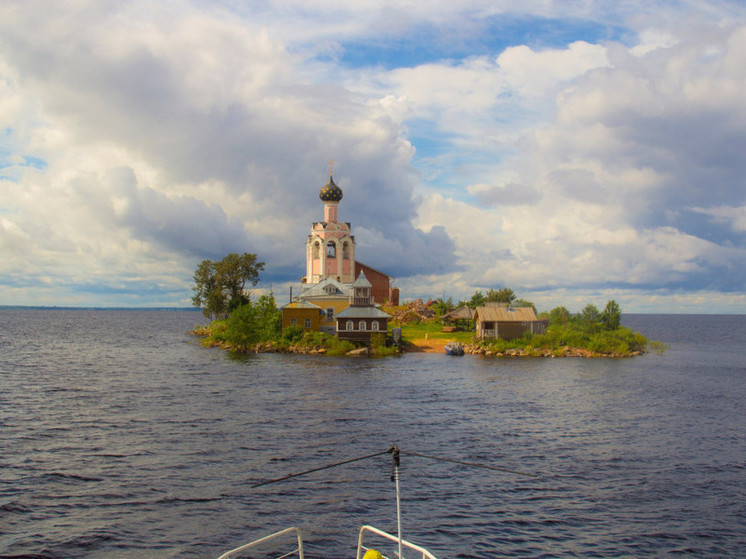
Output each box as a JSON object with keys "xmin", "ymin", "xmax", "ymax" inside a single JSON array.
[{"xmin": 1, "ymin": 310, "xmax": 744, "ymax": 558}]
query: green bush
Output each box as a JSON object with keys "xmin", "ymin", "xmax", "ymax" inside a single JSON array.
[
  {"xmin": 217, "ymin": 294, "xmax": 282, "ymax": 350},
  {"xmin": 324, "ymin": 338, "xmax": 356, "ymax": 356},
  {"xmin": 282, "ymin": 324, "xmax": 305, "ymax": 342},
  {"xmin": 300, "ymin": 331, "xmax": 330, "ymax": 346}
]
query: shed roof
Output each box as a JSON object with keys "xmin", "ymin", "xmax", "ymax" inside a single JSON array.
[
  {"xmin": 474, "ymin": 306, "xmax": 538, "ymax": 322},
  {"xmin": 442, "ymin": 306, "xmax": 475, "ymax": 321}
]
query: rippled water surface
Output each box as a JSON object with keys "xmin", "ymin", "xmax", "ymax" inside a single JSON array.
[{"xmin": 1, "ymin": 310, "xmax": 745, "ymax": 558}]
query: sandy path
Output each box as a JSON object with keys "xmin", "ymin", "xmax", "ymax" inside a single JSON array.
[{"xmin": 406, "ymin": 338, "xmax": 455, "ymax": 353}]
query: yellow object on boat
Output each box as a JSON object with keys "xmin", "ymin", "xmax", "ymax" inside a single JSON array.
[{"xmin": 363, "ymin": 550, "xmax": 383, "ymax": 559}]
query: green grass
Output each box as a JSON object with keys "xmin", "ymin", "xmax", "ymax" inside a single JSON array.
[{"xmin": 397, "ymin": 320, "xmax": 474, "ymax": 343}]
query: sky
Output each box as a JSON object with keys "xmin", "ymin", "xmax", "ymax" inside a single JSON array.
[{"xmin": 1, "ymin": 0, "xmax": 745, "ymax": 313}]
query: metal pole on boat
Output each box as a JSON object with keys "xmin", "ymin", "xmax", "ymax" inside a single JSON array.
[{"xmin": 388, "ymin": 445, "xmax": 403, "ymax": 559}]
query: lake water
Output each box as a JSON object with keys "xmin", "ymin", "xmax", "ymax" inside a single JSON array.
[{"xmin": 1, "ymin": 310, "xmax": 744, "ymax": 558}]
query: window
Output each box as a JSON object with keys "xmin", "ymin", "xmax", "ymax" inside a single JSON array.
[
  {"xmin": 290, "ymin": 318, "xmax": 297, "ymax": 325},
  {"xmin": 312, "ymin": 241, "xmax": 320, "ymax": 259},
  {"xmin": 346, "ymin": 320, "xmax": 354, "ymax": 330},
  {"xmin": 343, "ymin": 241, "xmax": 350, "ymax": 259},
  {"xmin": 304, "ymin": 318, "xmax": 311, "ymax": 328},
  {"xmin": 359, "ymin": 321, "xmax": 367, "ymax": 331},
  {"xmin": 326, "ymin": 308, "xmax": 334, "ymax": 321},
  {"xmin": 327, "ymin": 241, "xmax": 336, "ymax": 258},
  {"xmin": 371, "ymin": 321, "xmax": 379, "ymax": 331}
]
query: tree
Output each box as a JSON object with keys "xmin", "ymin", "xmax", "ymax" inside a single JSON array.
[
  {"xmin": 192, "ymin": 259, "xmax": 225, "ymax": 319},
  {"xmin": 192, "ymin": 252, "xmax": 265, "ymax": 319},
  {"xmin": 469, "ymin": 291, "xmax": 485, "ymax": 308},
  {"xmin": 548, "ymin": 306, "xmax": 571, "ymax": 327},
  {"xmin": 600, "ymin": 300, "xmax": 621, "ymax": 330},
  {"xmin": 223, "ymin": 293, "xmax": 281, "ymax": 348},
  {"xmin": 431, "ymin": 297, "xmax": 453, "ymax": 316},
  {"xmin": 581, "ymin": 303, "xmax": 601, "ymax": 330},
  {"xmin": 486, "ymin": 287, "xmax": 516, "ymax": 304},
  {"xmin": 513, "ymin": 298, "xmax": 537, "ymax": 314}
]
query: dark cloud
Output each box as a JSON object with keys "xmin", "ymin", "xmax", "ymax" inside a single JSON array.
[{"xmin": 100, "ymin": 167, "xmax": 255, "ymax": 259}]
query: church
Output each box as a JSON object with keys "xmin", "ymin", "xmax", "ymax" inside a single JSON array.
[{"xmin": 281, "ymin": 171, "xmax": 396, "ymax": 340}]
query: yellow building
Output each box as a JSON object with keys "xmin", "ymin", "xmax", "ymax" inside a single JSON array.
[
  {"xmin": 292, "ymin": 278, "xmax": 352, "ymax": 334},
  {"xmin": 281, "ymin": 300, "xmax": 324, "ymax": 331}
]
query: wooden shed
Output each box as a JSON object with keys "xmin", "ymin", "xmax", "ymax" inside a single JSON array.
[
  {"xmin": 474, "ymin": 306, "xmax": 547, "ymax": 340},
  {"xmin": 441, "ymin": 306, "xmax": 475, "ymax": 332}
]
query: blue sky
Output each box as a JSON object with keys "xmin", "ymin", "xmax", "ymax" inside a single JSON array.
[{"xmin": 1, "ymin": 0, "xmax": 745, "ymax": 313}]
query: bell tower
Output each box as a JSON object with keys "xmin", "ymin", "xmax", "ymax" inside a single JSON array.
[{"xmin": 305, "ymin": 172, "xmax": 356, "ymax": 284}]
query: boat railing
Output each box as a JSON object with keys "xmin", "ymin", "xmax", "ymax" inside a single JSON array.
[
  {"xmin": 217, "ymin": 526, "xmax": 304, "ymax": 559},
  {"xmin": 356, "ymin": 525, "xmax": 437, "ymax": 559}
]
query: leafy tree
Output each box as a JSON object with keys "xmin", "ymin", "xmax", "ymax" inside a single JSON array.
[
  {"xmin": 222, "ymin": 292, "xmax": 282, "ymax": 349},
  {"xmin": 486, "ymin": 287, "xmax": 516, "ymax": 304},
  {"xmin": 192, "ymin": 252, "xmax": 265, "ymax": 319},
  {"xmin": 254, "ymin": 292, "xmax": 282, "ymax": 340},
  {"xmin": 580, "ymin": 303, "xmax": 601, "ymax": 331},
  {"xmin": 513, "ymin": 298, "xmax": 537, "ymax": 314},
  {"xmin": 469, "ymin": 291, "xmax": 485, "ymax": 308},
  {"xmin": 547, "ymin": 306, "xmax": 571, "ymax": 327},
  {"xmin": 431, "ymin": 297, "xmax": 454, "ymax": 316},
  {"xmin": 600, "ymin": 300, "xmax": 621, "ymax": 330}
]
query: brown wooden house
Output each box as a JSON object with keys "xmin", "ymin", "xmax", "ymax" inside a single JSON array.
[
  {"xmin": 335, "ymin": 272, "xmax": 391, "ymax": 343},
  {"xmin": 474, "ymin": 305, "xmax": 547, "ymax": 340}
]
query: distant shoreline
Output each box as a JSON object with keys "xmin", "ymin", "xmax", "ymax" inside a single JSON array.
[
  {"xmin": 2, "ymin": 307, "xmax": 744, "ymax": 316},
  {"xmin": 0, "ymin": 306, "xmax": 202, "ymax": 312}
]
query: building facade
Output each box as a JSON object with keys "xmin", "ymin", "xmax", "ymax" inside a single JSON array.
[
  {"xmin": 283, "ymin": 170, "xmax": 395, "ymax": 338},
  {"xmin": 281, "ymin": 300, "xmax": 324, "ymax": 331},
  {"xmin": 335, "ymin": 272, "xmax": 391, "ymax": 343},
  {"xmin": 304, "ymin": 174, "xmax": 357, "ymax": 285},
  {"xmin": 474, "ymin": 305, "xmax": 548, "ymax": 340}
]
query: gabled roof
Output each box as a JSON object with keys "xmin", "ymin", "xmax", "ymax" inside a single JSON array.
[
  {"xmin": 336, "ymin": 306, "xmax": 391, "ymax": 319},
  {"xmin": 474, "ymin": 306, "xmax": 539, "ymax": 322},
  {"xmin": 299, "ymin": 277, "xmax": 351, "ymax": 298},
  {"xmin": 281, "ymin": 300, "xmax": 323, "ymax": 310}
]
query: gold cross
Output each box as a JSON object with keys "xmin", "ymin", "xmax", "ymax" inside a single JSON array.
[{"xmin": 327, "ymin": 159, "xmax": 335, "ymax": 175}]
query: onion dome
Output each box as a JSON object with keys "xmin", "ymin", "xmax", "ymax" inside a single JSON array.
[{"xmin": 319, "ymin": 174, "xmax": 343, "ymax": 202}]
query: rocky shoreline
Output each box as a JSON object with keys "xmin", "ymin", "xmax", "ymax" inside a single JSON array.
[
  {"xmin": 194, "ymin": 334, "xmax": 642, "ymax": 358},
  {"xmin": 195, "ymin": 337, "xmax": 397, "ymax": 356},
  {"xmin": 459, "ymin": 343, "xmax": 642, "ymax": 358}
]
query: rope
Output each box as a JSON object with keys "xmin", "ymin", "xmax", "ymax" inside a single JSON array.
[
  {"xmin": 251, "ymin": 450, "xmax": 390, "ymax": 488},
  {"xmin": 401, "ymin": 450, "xmax": 539, "ymax": 478}
]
